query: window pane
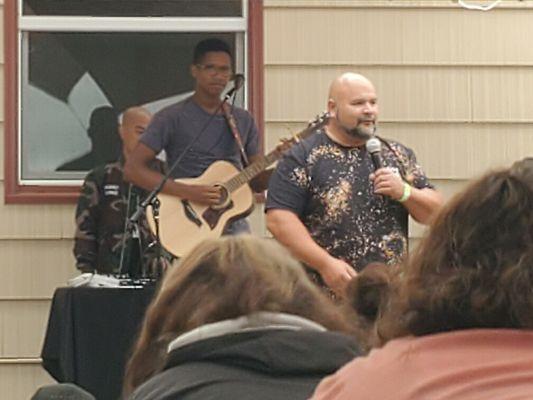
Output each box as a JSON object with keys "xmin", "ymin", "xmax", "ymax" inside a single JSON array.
[
  {"xmin": 23, "ymin": 0, "xmax": 243, "ymax": 17},
  {"xmin": 21, "ymin": 32, "xmax": 243, "ymax": 181}
]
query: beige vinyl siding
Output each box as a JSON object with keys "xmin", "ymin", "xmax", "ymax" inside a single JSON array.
[
  {"xmin": 0, "ymin": 122, "xmax": 4, "ymax": 177},
  {"xmin": 0, "ymin": 363, "xmax": 55, "ymax": 400},
  {"xmin": 0, "ymin": 300, "xmax": 52, "ymax": 358},
  {"xmin": 3, "ymin": 1, "xmax": 533, "ymax": 397},
  {"xmin": 0, "ymin": 239, "xmax": 76, "ymax": 298},
  {"xmin": 0, "ymin": 186, "xmax": 74, "ymax": 239}
]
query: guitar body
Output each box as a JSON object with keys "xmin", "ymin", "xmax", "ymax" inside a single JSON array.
[{"xmin": 147, "ymin": 160, "xmax": 254, "ymax": 258}]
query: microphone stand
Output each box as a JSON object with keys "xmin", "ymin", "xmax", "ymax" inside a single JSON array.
[
  {"xmin": 117, "ymin": 184, "xmax": 133, "ymax": 278},
  {"xmin": 117, "ymin": 184, "xmax": 146, "ymax": 281},
  {"xmin": 128, "ymin": 89, "xmax": 239, "ymax": 275}
]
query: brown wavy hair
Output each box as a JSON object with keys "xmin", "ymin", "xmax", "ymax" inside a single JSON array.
[
  {"xmin": 345, "ymin": 263, "xmax": 399, "ymax": 351},
  {"xmin": 123, "ymin": 235, "xmax": 354, "ymax": 396},
  {"xmin": 378, "ymin": 158, "xmax": 533, "ymax": 341}
]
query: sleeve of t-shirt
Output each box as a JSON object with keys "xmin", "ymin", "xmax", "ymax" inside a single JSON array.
[
  {"xmin": 139, "ymin": 110, "xmax": 173, "ymax": 153},
  {"xmin": 265, "ymin": 143, "xmax": 311, "ymax": 217},
  {"xmin": 404, "ymin": 147, "xmax": 434, "ymax": 190}
]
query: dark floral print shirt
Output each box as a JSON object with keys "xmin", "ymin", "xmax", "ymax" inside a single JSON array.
[{"xmin": 266, "ymin": 129, "xmax": 433, "ymax": 273}]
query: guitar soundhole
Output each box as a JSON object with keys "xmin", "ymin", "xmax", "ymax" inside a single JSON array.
[
  {"xmin": 211, "ymin": 184, "xmax": 230, "ymax": 210},
  {"xmin": 203, "ymin": 201, "xmax": 234, "ymax": 230}
]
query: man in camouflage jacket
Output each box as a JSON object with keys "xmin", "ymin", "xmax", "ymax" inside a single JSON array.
[{"xmin": 74, "ymin": 107, "xmax": 169, "ymax": 276}]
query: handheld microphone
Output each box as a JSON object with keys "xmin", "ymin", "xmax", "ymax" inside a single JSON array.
[
  {"xmin": 224, "ymin": 74, "xmax": 245, "ymax": 99},
  {"xmin": 366, "ymin": 137, "xmax": 383, "ymax": 170}
]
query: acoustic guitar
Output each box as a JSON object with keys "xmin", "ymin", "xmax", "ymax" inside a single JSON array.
[{"xmin": 147, "ymin": 113, "xmax": 330, "ymax": 258}]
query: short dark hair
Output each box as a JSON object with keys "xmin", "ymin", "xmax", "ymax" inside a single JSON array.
[{"xmin": 193, "ymin": 38, "xmax": 232, "ymax": 64}]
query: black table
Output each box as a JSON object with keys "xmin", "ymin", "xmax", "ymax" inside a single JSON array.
[{"xmin": 41, "ymin": 286, "xmax": 156, "ymax": 400}]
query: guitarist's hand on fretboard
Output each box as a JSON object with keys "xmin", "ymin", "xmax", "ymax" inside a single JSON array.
[
  {"xmin": 276, "ymin": 138, "xmax": 295, "ymax": 154},
  {"xmin": 180, "ymin": 183, "xmax": 222, "ymax": 206}
]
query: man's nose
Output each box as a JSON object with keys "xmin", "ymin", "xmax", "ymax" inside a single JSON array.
[{"xmin": 363, "ymin": 103, "xmax": 375, "ymax": 114}]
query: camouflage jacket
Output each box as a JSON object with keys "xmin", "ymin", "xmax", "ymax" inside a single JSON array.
[{"xmin": 74, "ymin": 160, "xmax": 169, "ymax": 276}]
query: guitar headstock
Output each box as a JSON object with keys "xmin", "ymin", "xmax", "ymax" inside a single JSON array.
[
  {"xmin": 275, "ymin": 112, "xmax": 331, "ymax": 153},
  {"xmin": 306, "ymin": 111, "xmax": 330, "ymax": 130},
  {"xmin": 295, "ymin": 111, "xmax": 330, "ymax": 141}
]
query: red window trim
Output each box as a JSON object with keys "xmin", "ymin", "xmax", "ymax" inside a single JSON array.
[{"xmin": 3, "ymin": 0, "xmax": 264, "ymax": 204}]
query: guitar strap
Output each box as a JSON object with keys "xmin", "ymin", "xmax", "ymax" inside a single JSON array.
[{"xmin": 222, "ymin": 102, "xmax": 249, "ymax": 167}]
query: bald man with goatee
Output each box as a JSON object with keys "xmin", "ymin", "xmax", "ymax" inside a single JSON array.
[{"xmin": 266, "ymin": 73, "xmax": 442, "ymax": 296}]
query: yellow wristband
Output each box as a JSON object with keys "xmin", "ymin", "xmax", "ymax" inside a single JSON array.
[{"xmin": 398, "ymin": 183, "xmax": 412, "ymax": 203}]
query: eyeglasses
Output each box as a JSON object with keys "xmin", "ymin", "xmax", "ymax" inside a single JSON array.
[{"xmin": 195, "ymin": 63, "xmax": 233, "ymax": 77}]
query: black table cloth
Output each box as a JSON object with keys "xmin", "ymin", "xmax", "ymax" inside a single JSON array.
[{"xmin": 41, "ymin": 286, "xmax": 156, "ymax": 400}]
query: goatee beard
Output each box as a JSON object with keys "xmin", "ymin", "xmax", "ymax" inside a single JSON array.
[{"xmin": 346, "ymin": 125, "xmax": 373, "ymax": 140}]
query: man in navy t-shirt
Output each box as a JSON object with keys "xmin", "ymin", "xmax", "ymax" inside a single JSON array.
[{"xmin": 266, "ymin": 73, "xmax": 443, "ymax": 296}]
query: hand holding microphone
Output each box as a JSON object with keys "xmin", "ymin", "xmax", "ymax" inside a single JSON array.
[
  {"xmin": 366, "ymin": 137, "xmax": 383, "ymax": 170},
  {"xmin": 367, "ymin": 137, "xmax": 408, "ymax": 201}
]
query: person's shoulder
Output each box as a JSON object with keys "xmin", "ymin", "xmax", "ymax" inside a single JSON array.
[
  {"xmin": 85, "ymin": 161, "xmax": 121, "ymax": 183},
  {"xmin": 102, "ymin": 160, "xmax": 124, "ymax": 176},
  {"xmin": 78, "ymin": 165, "xmax": 105, "ymax": 202},
  {"xmin": 83, "ymin": 163, "xmax": 105, "ymax": 182},
  {"xmin": 152, "ymin": 97, "xmax": 191, "ymax": 120},
  {"xmin": 231, "ymin": 105, "xmax": 255, "ymax": 122},
  {"xmin": 128, "ymin": 363, "xmax": 200, "ymax": 400},
  {"xmin": 98, "ymin": 160, "xmax": 122, "ymax": 174},
  {"xmin": 276, "ymin": 128, "xmax": 328, "ymax": 164},
  {"xmin": 379, "ymin": 137, "xmax": 405, "ymax": 149},
  {"xmin": 298, "ymin": 128, "xmax": 330, "ymax": 150},
  {"xmin": 380, "ymin": 138, "xmax": 415, "ymax": 157}
]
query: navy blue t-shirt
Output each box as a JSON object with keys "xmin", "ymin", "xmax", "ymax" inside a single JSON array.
[
  {"xmin": 141, "ymin": 97, "xmax": 259, "ymax": 179},
  {"xmin": 266, "ymin": 129, "xmax": 433, "ymax": 272}
]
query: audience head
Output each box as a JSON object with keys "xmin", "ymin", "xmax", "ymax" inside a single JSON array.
[
  {"xmin": 345, "ymin": 263, "xmax": 398, "ymax": 351},
  {"xmin": 379, "ymin": 157, "xmax": 533, "ymax": 341},
  {"xmin": 31, "ymin": 383, "xmax": 95, "ymax": 400},
  {"xmin": 123, "ymin": 235, "xmax": 352, "ymax": 395}
]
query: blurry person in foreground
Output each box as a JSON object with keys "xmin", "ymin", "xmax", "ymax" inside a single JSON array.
[
  {"xmin": 123, "ymin": 235, "xmax": 361, "ymax": 400},
  {"xmin": 312, "ymin": 157, "xmax": 533, "ymax": 400}
]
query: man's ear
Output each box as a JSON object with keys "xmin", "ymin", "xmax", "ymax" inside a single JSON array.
[
  {"xmin": 118, "ymin": 125, "xmax": 125, "ymax": 141},
  {"xmin": 327, "ymin": 99, "xmax": 337, "ymax": 118},
  {"xmin": 190, "ymin": 64, "xmax": 198, "ymax": 80}
]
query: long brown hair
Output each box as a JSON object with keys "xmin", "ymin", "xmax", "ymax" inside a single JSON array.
[
  {"xmin": 379, "ymin": 158, "xmax": 533, "ymax": 340},
  {"xmin": 123, "ymin": 235, "xmax": 354, "ymax": 396}
]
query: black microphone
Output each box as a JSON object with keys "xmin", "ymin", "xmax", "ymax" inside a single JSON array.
[
  {"xmin": 366, "ymin": 137, "xmax": 383, "ymax": 170},
  {"xmin": 224, "ymin": 74, "xmax": 245, "ymax": 99}
]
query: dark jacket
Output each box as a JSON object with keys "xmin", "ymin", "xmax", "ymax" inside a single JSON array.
[
  {"xmin": 74, "ymin": 159, "xmax": 170, "ymax": 275},
  {"xmin": 129, "ymin": 314, "xmax": 360, "ymax": 400}
]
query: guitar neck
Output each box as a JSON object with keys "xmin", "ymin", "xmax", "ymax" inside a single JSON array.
[
  {"xmin": 223, "ymin": 112, "xmax": 330, "ymax": 193},
  {"xmin": 224, "ymin": 151, "xmax": 280, "ymax": 193}
]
